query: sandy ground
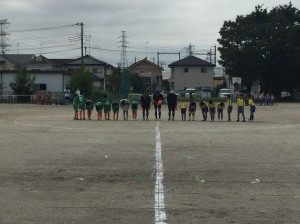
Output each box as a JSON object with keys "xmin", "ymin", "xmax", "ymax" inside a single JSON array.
[{"xmin": 0, "ymin": 103, "xmax": 299, "ymax": 224}]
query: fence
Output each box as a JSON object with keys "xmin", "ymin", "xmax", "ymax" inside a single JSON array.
[{"xmin": 0, "ymin": 92, "xmax": 65, "ymax": 104}]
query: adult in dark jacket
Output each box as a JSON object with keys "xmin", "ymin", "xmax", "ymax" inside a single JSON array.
[
  {"xmin": 167, "ymin": 90, "xmax": 177, "ymax": 121},
  {"xmin": 152, "ymin": 90, "xmax": 164, "ymax": 120},
  {"xmin": 140, "ymin": 92, "xmax": 151, "ymax": 120}
]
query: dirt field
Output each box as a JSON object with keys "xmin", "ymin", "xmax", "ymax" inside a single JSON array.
[{"xmin": 0, "ymin": 103, "xmax": 299, "ymax": 224}]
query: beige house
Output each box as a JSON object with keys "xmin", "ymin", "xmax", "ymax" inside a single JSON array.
[
  {"xmin": 128, "ymin": 58, "xmax": 164, "ymax": 93},
  {"xmin": 168, "ymin": 55, "xmax": 215, "ymax": 91}
]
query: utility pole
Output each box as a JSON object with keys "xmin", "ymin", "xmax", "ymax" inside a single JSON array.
[
  {"xmin": 0, "ymin": 19, "xmax": 10, "ymax": 54},
  {"xmin": 79, "ymin": 22, "xmax": 84, "ymax": 65}
]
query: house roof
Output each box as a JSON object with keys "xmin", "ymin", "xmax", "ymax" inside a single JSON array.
[
  {"xmin": 128, "ymin": 58, "xmax": 164, "ymax": 71},
  {"xmin": 168, "ymin": 55, "xmax": 215, "ymax": 67},
  {"xmin": 0, "ymin": 54, "xmax": 35, "ymax": 66},
  {"xmin": 66, "ymin": 54, "xmax": 114, "ymax": 67}
]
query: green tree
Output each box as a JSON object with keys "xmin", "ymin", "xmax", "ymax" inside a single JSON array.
[
  {"xmin": 130, "ymin": 73, "xmax": 145, "ymax": 93},
  {"xmin": 107, "ymin": 67, "xmax": 122, "ymax": 93},
  {"xmin": 69, "ymin": 67, "xmax": 94, "ymax": 97},
  {"xmin": 218, "ymin": 3, "xmax": 300, "ymax": 95},
  {"xmin": 10, "ymin": 66, "xmax": 35, "ymax": 95}
]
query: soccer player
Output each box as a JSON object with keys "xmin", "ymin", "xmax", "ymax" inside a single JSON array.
[
  {"xmin": 120, "ymin": 99, "xmax": 130, "ymax": 120},
  {"xmin": 95, "ymin": 100, "xmax": 104, "ymax": 120},
  {"xmin": 73, "ymin": 94, "xmax": 79, "ymax": 120},
  {"xmin": 180, "ymin": 103, "xmax": 187, "ymax": 121},
  {"xmin": 167, "ymin": 90, "xmax": 177, "ymax": 121},
  {"xmin": 112, "ymin": 100, "xmax": 120, "ymax": 120},
  {"xmin": 208, "ymin": 100, "xmax": 216, "ymax": 122},
  {"xmin": 199, "ymin": 101, "xmax": 208, "ymax": 121},
  {"xmin": 217, "ymin": 101, "xmax": 225, "ymax": 121},
  {"xmin": 247, "ymin": 94, "xmax": 256, "ymax": 121},
  {"xmin": 237, "ymin": 94, "xmax": 246, "ymax": 122},
  {"xmin": 78, "ymin": 92, "xmax": 86, "ymax": 120},
  {"xmin": 140, "ymin": 92, "xmax": 151, "ymax": 120},
  {"xmin": 131, "ymin": 100, "xmax": 139, "ymax": 120},
  {"xmin": 152, "ymin": 90, "xmax": 164, "ymax": 120},
  {"xmin": 188, "ymin": 101, "xmax": 197, "ymax": 121},
  {"xmin": 226, "ymin": 94, "xmax": 233, "ymax": 122},
  {"xmin": 103, "ymin": 94, "xmax": 112, "ymax": 120},
  {"xmin": 85, "ymin": 99, "xmax": 94, "ymax": 120}
]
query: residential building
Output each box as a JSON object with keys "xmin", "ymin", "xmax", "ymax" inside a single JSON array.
[
  {"xmin": 128, "ymin": 58, "xmax": 164, "ymax": 93},
  {"xmin": 168, "ymin": 55, "xmax": 215, "ymax": 92},
  {"xmin": 0, "ymin": 54, "xmax": 113, "ymax": 95}
]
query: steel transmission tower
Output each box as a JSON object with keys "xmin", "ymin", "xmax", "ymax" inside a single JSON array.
[
  {"xmin": 118, "ymin": 31, "xmax": 129, "ymax": 98},
  {"xmin": 119, "ymin": 31, "xmax": 128, "ymax": 70},
  {"xmin": 0, "ymin": 19, "xmax": 10, "ymax": 54}
]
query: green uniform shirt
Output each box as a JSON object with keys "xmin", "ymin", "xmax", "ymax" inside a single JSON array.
[
  {"xmin": 86, "ymin": 100, "xmax": 94, "ymax": 111},
  {"xmin": 112, "ymin": 101, "xmax": 119, "ymax": 112},
  {"xmin": 95, "ymin": 101, "xmax": 103, "ymax": 112},
  {"xmin": 103, "ymin": 98, "xmax": 112, "ymax": 113},
  {"xmin": 73, "ymin": 97, "xmax": 79, "ymax": 111},
  {"xmin": 78, "ymin": 95, "xmax": 86, "ymax": 110},
  {"xmin": 131, "ymin": 101, "xmax": 138, "ymax": 112}
]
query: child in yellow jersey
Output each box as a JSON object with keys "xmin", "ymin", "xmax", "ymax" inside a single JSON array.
[
  {"xmin": 180, "ymin": 103, "xmax": 187, "ymax": 121},
  {"xmin": 247, "ymin": 94, "xmax": 256, "ymax": 121},
  {"xmin": 226, "ymin": 94, "xmax": 233, "ymax": 122},
  {"xmin": 217, "ymin": 102, "xmax": 225, "ymax": 121},
  {"xmin": 237, "ymin": 94, "xmax": 246, "ymax": 122},
  {"xmin": 199, "ymin": 101, "xmax": 208, "ymax": 121},
  {"xmin": 208, "ymin": 100, "xmax": 216, "ymax": 122}
]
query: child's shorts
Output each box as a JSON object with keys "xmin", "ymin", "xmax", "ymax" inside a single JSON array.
[
  {"xmin": 250, "ymin": 105, "xmax": 256, "ymax": 113},
  {"xmin": 227, "ymin": 105, "xmax": 233, "ymax": 113},
  {"xmin": 238, "ymin": 106, "xmax": 244, "ymax": 113},
  {"xmin": 181, "ymin": 109, "xmax": 186, "ymax": 113}
]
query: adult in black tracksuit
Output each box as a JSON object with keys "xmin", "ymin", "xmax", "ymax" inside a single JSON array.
[
  {"xmin": 167, "ymin": 91, "xmax": 177, "ymax": 121},
  {"xmin": 140, "ymin": 92, "xmax": 151, "ymax": 120},
  {"xmin": 152, "ymin": 90, "xmax": 164, "ymax": 120}
]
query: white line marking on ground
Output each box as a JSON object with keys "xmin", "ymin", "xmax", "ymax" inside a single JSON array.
[{"xmin": 155, "ymin": 121, "xmax": 167, "ymax": 224}]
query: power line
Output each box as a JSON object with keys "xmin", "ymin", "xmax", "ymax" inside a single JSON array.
[{"xmin": 10, "ymin": 24, "xmax": 78, "ymax": 33}]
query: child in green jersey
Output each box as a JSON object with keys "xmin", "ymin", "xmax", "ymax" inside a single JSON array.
[
  {"xmin": 78, "ymin": 93, "xmax": 86, "ymax": 120},
  {"xmin": 73, "ymin": 94, "xmax": 79, "ymax": 120},
  {"xmin": 103, "ymin": 94, "xmax": 112, "ymax": 120},
  {"xmin": 95, "ymin": 100, "xmax": 104, "ymax": 120},
  {"xmin": 112, "ymin": 101, "xmax": 119, "ymax": 120},
  {"xmin": 131, "ymin": 100, "xmax": 139, "ymax": 120},
  {"xmin": 85, "ymin": 99, "xmax": 94, "ymax": 120}
]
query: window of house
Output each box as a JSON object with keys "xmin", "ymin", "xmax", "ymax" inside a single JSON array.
[
  {"xmin": 201, "ymin": 68, "xmax": 207, "ymax": 73},
  {"xmin": 39, "ymin": 84, "xmax": 47, "ymax": 91},
  {"xmin": 184, "ymin": 68, "xmax": 189, "ymax": 73}
]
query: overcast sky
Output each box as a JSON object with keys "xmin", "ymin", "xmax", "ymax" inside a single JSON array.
[{"xmin": 1, "ymin": 0, "xmax": 299, "ymax": 71}]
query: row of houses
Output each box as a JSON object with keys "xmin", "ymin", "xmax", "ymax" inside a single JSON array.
[{"xmin": 0, "ymin": 53, "xmax": 223, "ymax": 95}]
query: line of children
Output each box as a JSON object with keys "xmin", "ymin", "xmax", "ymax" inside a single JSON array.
[{"xmin": 72, "ymin": 94, "xmax": 256, "ymax": 122}]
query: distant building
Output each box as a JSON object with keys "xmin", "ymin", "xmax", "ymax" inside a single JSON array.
[
  {"xmin": 0, "ymin": 54, "xmax": 113, "ymax": 95},
  {"xmin": 168, "ymin": 55, "xmax": 215, "ymax": 91},
  {"xmin": 128, "ymin": 58, "xmax": 164, "ymax": 93}
]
